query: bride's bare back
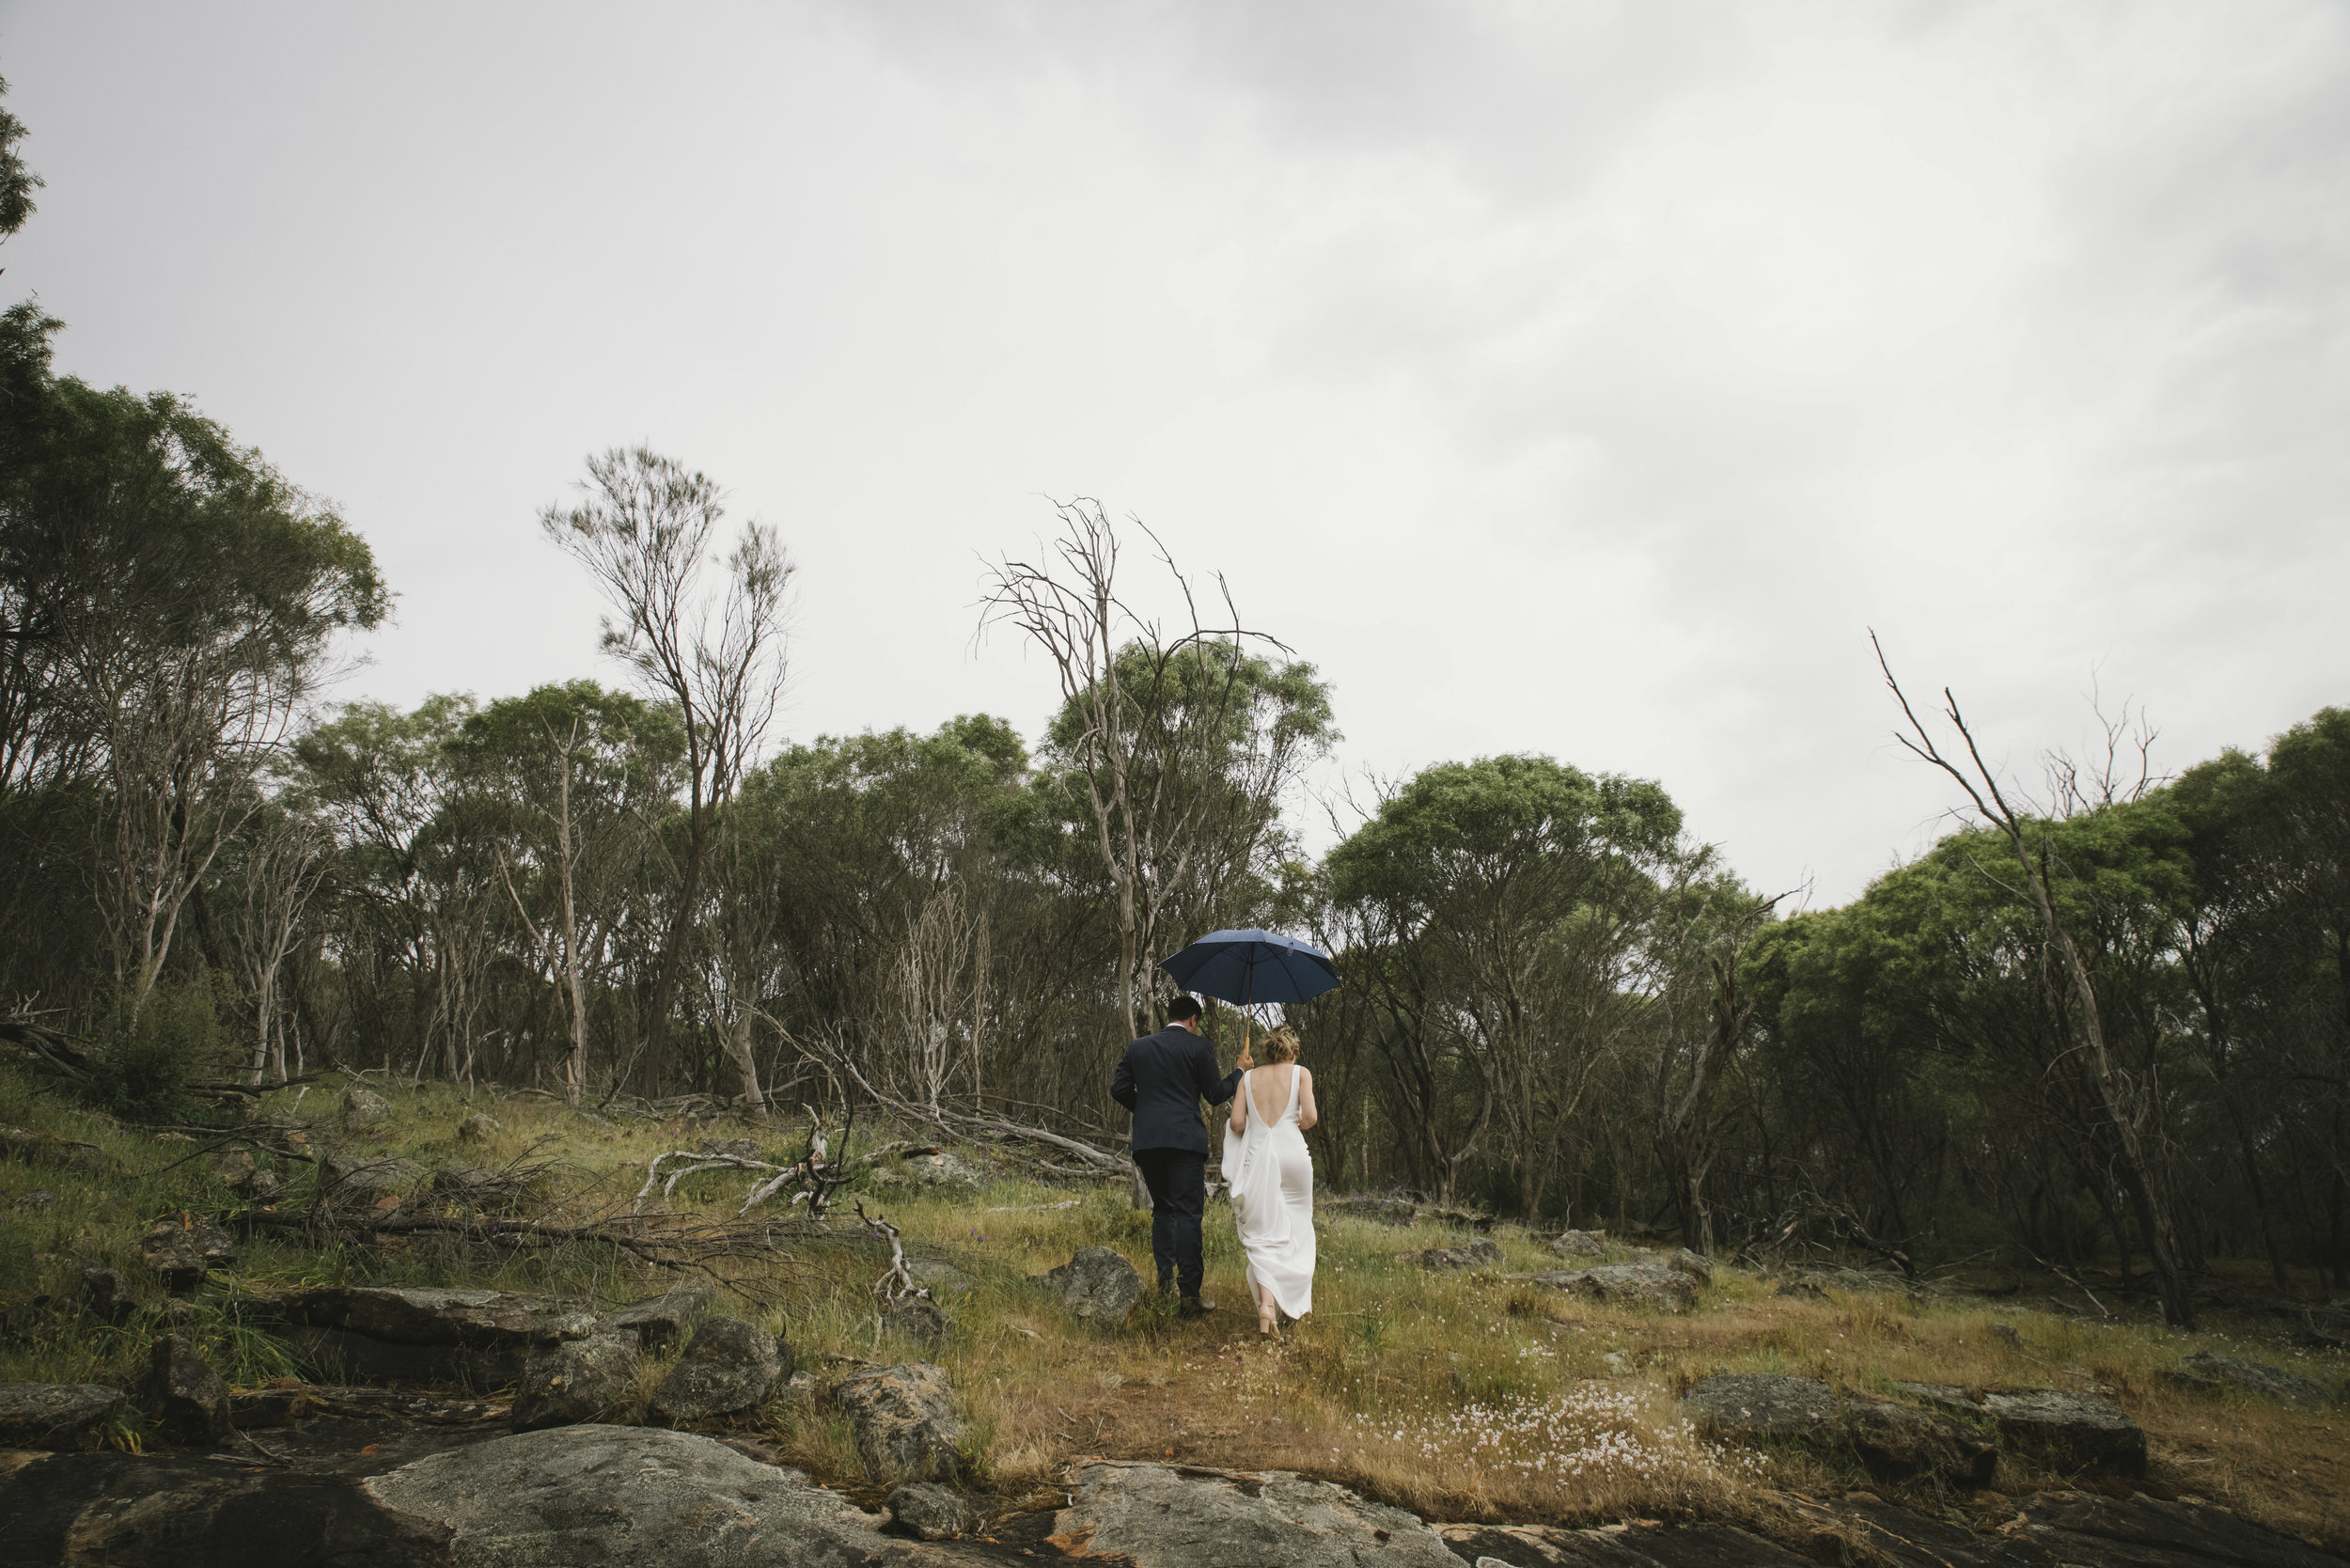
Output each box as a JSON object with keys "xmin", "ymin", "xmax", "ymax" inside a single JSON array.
[{"xmin": 1232, "ymin": 1062, "xmax": 1319, "ymax": 1132}]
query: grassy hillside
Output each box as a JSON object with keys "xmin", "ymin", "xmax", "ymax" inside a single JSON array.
[{"xmin": 1, "ymin": 1070, "xmax": 2342, "ymax": 1551}]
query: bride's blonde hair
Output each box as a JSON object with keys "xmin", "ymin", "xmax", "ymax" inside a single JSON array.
[{"xmin": 1261, "ymin": 1025, "xmax": 1301, "ymax": 1063}]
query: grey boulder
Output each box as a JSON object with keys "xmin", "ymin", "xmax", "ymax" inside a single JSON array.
[
  {"xmin": 456, "ymin": 1111, "xmax": 502, "ymax": 1143},
  {"xmin": 340, "ymin": 1086, "xmax": 391, "ymax": 1129},
  {"xmin": 1683, "ymin": 1374, "xmax": 1996, "ymax": 1486},
  {"xmin": 1546, "ymin": 1229, "xmax": 1608, "ymax": 1259},
  {"xmin": 1680, "ymin": 1372, "xmax": 1842, "ymax": 1446},
  {"xmin": 887, "ymin": 1481, "xmax": 979, "ymax": 1540},
  {"xmin": 0, "ymin": 1383, "xmax": 127, "ymax": 1450},
  {"xmin": 513, "ymin": 1332, "xmax": 641, "ymax": 1431},
  {"xmin": 1666, "ymin": 1248, "xmax": 1714, "ymax": 1284},
  {"xmin": 1028, "ymin": 1246, "xmax": 1145, "ymax": 1323},
  {"xmin": 648, "ymin": 1314, "xmax": 786, "ymax": 1424},
  {"xmin": 606, "ymin": 1284, "xmax": 713, "ymax": 1351},
  {"xmin": 832, "ymin": 1362, "xmax": 964, "ymax": 1482},
  {"xmin": 1889, "ymin": 1382, "xmax": 2147, "ymax": 1478},
  {"xmin": 1515, "ymin": 1262, "xmax": 1698, "ymax": 1311},
  {"xmin": 1980, "ymin": 1388, "xmax": 2147, "ymax": 1478},
  {"xmin": 365, "ymin": 1424, "xmax": 903, "ymax": 1566},
  {"xmin": 144, "ymin": 1334, "xmax": 232, "ymax": 1447},
  {"xmin": 1053, "ymin": 1461, "xmax": 1457, "ymax": 1568},
  {"xmin": 270, "ymin": 1282, "xmax": 598, "ymax": 1387},
  {"xmin": 2, "ymin": 1449, "xmax": 456, "ymax": 1567},
  {"xmin": 139, "ymin": 1219, "xmax": 238, "ymax": 1292},
  {"xmin": 212, "ymin": 1148, "xmax": 281, "ymax": 1201}
]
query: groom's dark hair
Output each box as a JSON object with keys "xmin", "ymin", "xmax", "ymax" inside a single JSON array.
[{"xmin": 1165, "ymin": 996, "xmax": 1203, "ymax": 1023}]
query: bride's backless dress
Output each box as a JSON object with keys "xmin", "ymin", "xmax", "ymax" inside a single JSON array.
[{"xmin": 1223, "ymin": 1064, "xmax": 1315, "ymax": 1318}]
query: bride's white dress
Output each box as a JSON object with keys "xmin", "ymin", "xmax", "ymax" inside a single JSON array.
[{"xmin": 1223, "ymin": 1064, "xmax": 1315, "ymax": 1317}]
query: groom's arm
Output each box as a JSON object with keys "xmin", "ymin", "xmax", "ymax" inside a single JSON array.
[
  {"xmin": 1111, "ymin": 1047, "xmax": 1139, "ymax": 1113},
  {"xmin": 1192, "ymin": 1042, "xmax": 1243, "ymax": 1106}
]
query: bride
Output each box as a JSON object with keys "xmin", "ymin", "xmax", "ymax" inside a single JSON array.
[{"xmin": 1223, "ymin": 1023, "xmax": 1318, "ymax": 1337}]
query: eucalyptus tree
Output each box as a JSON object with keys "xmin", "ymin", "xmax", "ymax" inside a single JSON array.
[
  {"xmin": 540, "ymin": 447, "xmax": 793, "ymax": 1093},
  {"xmin": 454, "ymin": 682, "xmax": 682, "ymax": 1103},
  {"xmin": 734, "ymin": 714, "xmax": 1030, "ymax": 1111},
  {"xmin": 0, "ymin": 329, "xmax": 382, "ymax": 1013},
  {"xmin": 980, "ymin": 500, "xmax": 1328, "ymax": 1040},
  {"xmin": 291, "ymin": 697, "xmax": 488, "ymax": 1075},
  {"xmin": 1324, "ymin": 755, "xmax": 1682, "ymax": 1212}
]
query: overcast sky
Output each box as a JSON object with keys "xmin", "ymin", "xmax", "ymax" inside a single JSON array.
[{"xmin": 6, "ymin": 2, "xmax": 2344, "ymax": 904}]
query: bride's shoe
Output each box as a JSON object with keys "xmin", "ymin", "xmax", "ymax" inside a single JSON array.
[{"xmin": 1258, "ymin": 1301, "xmax": 1278, "ymax": 1338}]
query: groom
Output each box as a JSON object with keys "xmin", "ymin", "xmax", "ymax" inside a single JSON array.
[{"xmin": 1111, "ymin": 995, "xmax": 1252, "ymax": 1316}]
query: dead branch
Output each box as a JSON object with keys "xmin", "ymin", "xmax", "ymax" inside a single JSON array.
[{"xmin": 855, "ymin": 1200, "xmax": 919, "ymax": 1302}]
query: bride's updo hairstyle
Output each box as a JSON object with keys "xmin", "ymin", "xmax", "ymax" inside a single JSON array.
[{"xmin": 1261, "ymin": 1025, "xmax": 1301, "ymax": 1063}]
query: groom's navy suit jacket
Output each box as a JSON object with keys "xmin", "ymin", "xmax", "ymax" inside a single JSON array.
[{"xmin": 1111, "ymin": 1025, "xmax": 1244, "ymax": 1154}]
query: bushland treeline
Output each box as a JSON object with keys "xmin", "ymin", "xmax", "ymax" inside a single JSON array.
[{"xmin": 2, "ymin": 83, "xmax": 2344, "ymax": 1294}]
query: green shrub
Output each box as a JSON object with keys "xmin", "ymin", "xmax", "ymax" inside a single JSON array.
[{"xmin": 86, "ymin": 977, "xmax": 234, "ymax": 1122}]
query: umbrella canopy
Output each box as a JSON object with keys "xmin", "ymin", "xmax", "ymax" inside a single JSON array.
[{"xmin": 1158, "ymin": 928, "xmax": 1340, "ymax": 1008}]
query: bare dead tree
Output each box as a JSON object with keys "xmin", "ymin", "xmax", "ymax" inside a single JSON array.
[
  {"xmin": 540, "ymin": 447, "xmax": 793, "ymax": 1094},
  {"xmin": 977, "ymin": 499, "xmax": 1291, "ymax": 1041},
  {"xmin": 888, "ymin": 879, "xmax": 988, "ymax": 1115},
  {"xmin": 1871, "ymin": 630, "xmax": 2195, "ymax": 1329}
]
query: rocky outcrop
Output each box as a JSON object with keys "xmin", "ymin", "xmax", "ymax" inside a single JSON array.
[
  {"xmin": 1682, "ymin": 1374, "xmax": 1996, "ymax": 1485},
  {"xmin": 888, "ymin": 1481, "xmax": 979, "ymax": 1541},
  {"xmin": 833, "ymin": 1362, "xmax": 964, "ymax": 1482},
  {"xmin": 512, "ymin": 1333, "xmax": 640, "ymax": 1431},
  {"xmin": 1546, "ymin": 1229, "xmax": 1609, "ymax": 1260},
  {"xmin": 1416, "ymin": 1239, "xmax": 1502, "ymax": 1270},
  {"xmin": 1049, "ymin": 1461, "xmax": 1457, "ymax": 1567},
  {"xmin": 647, "ymin": 1314, "xmax": 787, "ymax": 1425},
  {"xmin": 1680, "ymin": 1372, "xmax": 1841, "ymax": 1444},
  {"xmin": 1979, "ymin": 1388, "xmax": 2148, "ymax": 1478},
  {"xmin": 341, "ymin": 1087, "xmax": 391, "ymax": 1130},
  {"xmin": 268, "ymin": 1283, "xmax": 598, "ymax": 1387},
  {"xmin": 0, "ymin": 1383, "xmax": 126, "ymax": 1450},
  {"xmin": 1513, "ymin": 1262, "xmax": 1698, "ymax": 1311},
  {"xmin": 1, "ymin": 1450, "xmax": 457, "ymax": 1567},
  {"xmin": 1841, "ymin": 1396, "xmax": 1997, "ymax": 1486},
  {"xmin": 145, "ymin": 1334, "xmax": 232, "ymax": 1446},
  {"xmin": 213, "ymin": 1148, "xmax": 282, "ymax": 1201},
  {"xmin": 455, "ymin": 1112, "xmax": 501, "ymax": 1143},
  {"xmin": 5, "ymin": 1425, "xmax": 2342, "ymax": 1568},
  {"xmin": 2166, "ymin": 1349, "xmax": 2329, "ymax": 1408},
  {"xmin": 605, "ymin": 1284, "xmax": 712, "ymax": 1350},
  {"xmin": 139, "ymin": 1217, "xmax": 239, "ymax": 1292},
  {"xmin": 1665, "ymin": 1248, "xmax": 1713, "ymax": 1284},
  {"xmin": 366, "ymin": 1425, "xmax": 890, "ymax": 1565},
  {"xmin": 1028, "ymin": 1246, "xmax": 1145, "ymax": 1323},
  {"xmin": 1888, "ymin": 1381, "xmax": 2147, "ymax": 1478},
  {"xmin": 1445, "ymin": 1490, "xmax": 2350, "ymax": 1568}
]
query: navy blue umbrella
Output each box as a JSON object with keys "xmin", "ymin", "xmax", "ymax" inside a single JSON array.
[{"xmin": 1158, "ymin": 928, "xmax": 1340, "ymax": 1009}]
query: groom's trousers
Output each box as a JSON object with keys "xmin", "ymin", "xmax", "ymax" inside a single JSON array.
[{"xmin": 1133, "ymin": 1147, "xmax": 1207, "ymax": 1298}]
